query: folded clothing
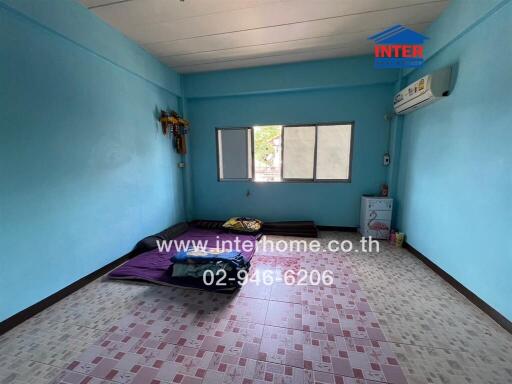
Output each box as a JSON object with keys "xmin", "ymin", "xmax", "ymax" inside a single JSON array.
[
  {"xmin": 170, "ymin": 248, "xmax": 250, "ymax": 289},
  {"xmin": 172, "ymin": 248, "xmax": 242, "ymax": 264},
  {"xmin": 172, "ymin": 261, "xmax": 234, "ymax": 278}
]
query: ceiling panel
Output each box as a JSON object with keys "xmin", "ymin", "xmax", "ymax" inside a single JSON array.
[
  {"xmin": 167, "ymin": 41, "xmax": 374, "ymax": 69},
  {"xmin": 81, "ymin": 0, "xmax": 449, "ymax": 73},
  {"xmin": 86, "ymin": 0, "xmax": 281, "ymax": 25},
  {"xmin": 163, "ymin": 23, "xmax": 430, "ymax": 68},
  {"xmin": 148, "ymin": 1, "xmax": 442, "ymax": 58},
  {"xmin": 97, "ymin": 0, "xmax": 443, "ymax": 44},
  {"xmin": 174, "ymin": 45, "xmax": 373, "ymax": 73}
]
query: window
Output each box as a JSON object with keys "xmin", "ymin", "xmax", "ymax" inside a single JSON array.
[
  {"xmin": 216, "ymin": 128, "xmax": 252, "ymax": 180},
  {"xmin": 216, "ymin": 122, "xmax": 353, "ymax": 182}
]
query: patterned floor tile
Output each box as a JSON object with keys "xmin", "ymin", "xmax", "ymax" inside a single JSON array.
[
  {"xmin": 249, "ymin": 256, "xmax": 276, "ymax": 268},
  {"xmin": 275, "ymin": 256, "xmax": 303, "ymax": 269},
  {"xmin": 265, "ymin": 301, "xmax": 304, "ymax": 331},
  {"xmin": 391, "ymin": 343, "xmax": 512, "ymax": 384},
  {"xmin": 300, "ymin": 256, "xmax": 353, "ymax": 275},
  {"xmin": 56, "ymin": 370, "xmax": 118, "ymax": 384},
  {"xmin": 270, "ymin": 283, "xmax": 303, "ymax": 304},
  {"xmin": 336, "ymin": 310, "xmax": 385, "ymax": 341},
  {"xmin": 363, "ymin": 289, "xmax": 490, "ymax": 324},
  {"xmin": 2, "ymin": 232, "xmax": 511, "ymax": 384},
  {"xmin": 259, "ymin": 326, "xmax": 406, "ymax": 383},
  {"xmin": 95, "ymin": 318, "xmax": 264, "ymax": 361},
  {"xmin": 300, "ymin": 286, "xmax": 371, "ymax": 313},
  {"xmin": 238, "ymin": 280, "xmax": 272, "ymax": 301},
  {"xmin": 265, "ymin": 301, "xmax": 344, "ymax": 336},
  {"xmin": 0, "ymin": 355, "xmax": 64, "ymax": 384},
  {"xmin": 0, "ymin": 318, "xmax": 107, "ymax": 370},
  {"xmin": 202, "ymin": 353, "xmax": 382, "ymax": 384},
  {"xmin": 376, "ymin": 311, "xmax": 506, "ymax": 351},
  {"xmin": 66, "ymin": 344, "xmax": 212, "ymax": 383}
]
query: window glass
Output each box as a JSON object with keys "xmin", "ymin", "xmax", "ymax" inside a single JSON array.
[
  {"xmin": 217, "ymin": 128, "xmax": 251, "ymax": 180},
  {"xmin": 316, "ymin": 124, "xmax": 352, "ymax": 180},
  {"xmin": 253, "ymin": 125, "xmax": 282, "ymax": 182},
  {"xmin": 282, "ymin": 126, "xmax": 315, "ymax": 180}
]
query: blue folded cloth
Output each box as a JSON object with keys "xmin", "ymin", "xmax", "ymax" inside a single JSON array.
[{"xmin": 171, "ymin": 248, "xmax": 242, "ymax": 264}]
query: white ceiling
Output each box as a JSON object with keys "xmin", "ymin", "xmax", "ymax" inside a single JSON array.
[{"xmin": 81, "ymin": 0, "xmax": 449, "ymax": 73}]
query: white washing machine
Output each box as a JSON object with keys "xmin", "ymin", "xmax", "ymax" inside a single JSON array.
[{"xmin": 359, "ymin": 196, "xmax": 393, "ymax": 239}]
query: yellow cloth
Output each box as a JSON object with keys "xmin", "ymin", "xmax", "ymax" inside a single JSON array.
[{"xmin": 222, "ymin": 217, "xmax": 262, "ymax": 233}]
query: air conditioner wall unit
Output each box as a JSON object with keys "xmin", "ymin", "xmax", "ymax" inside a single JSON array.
[{"xmin": 393, "ymin": 67, "xmax": 452, "ymax": 115}]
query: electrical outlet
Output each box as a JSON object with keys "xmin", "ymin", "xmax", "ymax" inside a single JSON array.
[
  {"xmin": 178, "ymin": 162, "xmax": 185, "ymax": 168},
  {"xmin": 383, "ymin": 153, "xmax": 390, "ymax": 166}
]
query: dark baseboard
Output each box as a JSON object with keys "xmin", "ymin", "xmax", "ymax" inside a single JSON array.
[
  {"xmin": 317, "ymin": 226, "xmax": 358, "ymax": 232},
  {"xmin": 404, "ymin": 242, "xmax": 512, "ymax": 334},
  {"xmin": 0, "ymin": 251, "xmax": 135, "ymax": 336}
]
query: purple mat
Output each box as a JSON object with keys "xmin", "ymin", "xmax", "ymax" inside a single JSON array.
[{"xmin": 109, "ymin": 228, "xmax": 258, "ymax": 288}]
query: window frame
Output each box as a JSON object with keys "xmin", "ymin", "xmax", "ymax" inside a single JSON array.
[{"xmin": 216, "ymin": 122, "xmax": 354, "ymax": 183}]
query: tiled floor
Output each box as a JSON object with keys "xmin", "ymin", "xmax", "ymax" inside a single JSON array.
[{"xmin": 1, "ymin": 232, "xmax": 511, "ymax": 384}]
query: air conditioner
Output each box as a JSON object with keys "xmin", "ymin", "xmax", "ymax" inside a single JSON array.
[{"xmin": 393, "ymin": 67, "xmax": 452, "ymax": 114}]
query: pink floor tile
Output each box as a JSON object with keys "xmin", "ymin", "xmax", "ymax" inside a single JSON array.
[
  {"xmin": 337, "ymin": 310, "xmax": 386, "ymax": 341},
  {"xmin": 265, "ymin": 301, "xmax": 303, "ymax": 330},
  {"xmin": 47, "ymin": 236, "xmax": 411, "ymax": 384},
  {"xmin": 258, "ymin": 325, "xmax": 404, "ymax": 383},
  {"xmin": 249, "ymin": 256, "xmax": 276, "ymax": 268},
  {"xmin": 213, "ymin": 297, "xmax": 268, "ymax": 324},
  {"xmin": 238, "ymin": 280, "xmax": 272, "ymax": 300},
  {"xmin": 275, "ymin": 257, "xmax": 303, "ymax": 273},
  {"xmin": 270, "ymin": 283, "xmax": 303, "ymax": 304}
]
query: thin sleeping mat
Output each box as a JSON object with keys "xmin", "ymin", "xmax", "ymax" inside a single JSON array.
[{"xmin": 108, "ymin": 227, "xmax": 258, "ymax": 291}]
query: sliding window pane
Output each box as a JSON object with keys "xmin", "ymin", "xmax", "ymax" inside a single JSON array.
[
  {"xmin": 282, "ymin": 126, "xmax": 315, "ymax": 180},
  {"xmin": 253, "ymin": 125, "xmax": 282, "ymax": 182},
  {"xmin": 217, "ymin": 128, "xmax": 251, "ymax": 180},
  {"xmin": 316, "ymin": 124, "xmax": 352, "ymax": 180}
]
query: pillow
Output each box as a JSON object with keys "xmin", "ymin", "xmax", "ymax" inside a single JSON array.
[
  {"xmin": 133, "ymin": 222, "xmax": 189, "ymax": 255},
  {"xmin": 222, "ymin": 217, "xmax": 263, "ymax": 233},
  {"xmin": 190, "ymin": 220, "xmax": 224, "ymax": 230}
]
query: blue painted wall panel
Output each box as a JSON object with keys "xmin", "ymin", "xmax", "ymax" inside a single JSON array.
[
  {"xmin": 0, "ymin": 2, "xmax": 184, "ymax": 321},
  {"xmin": 184, "ymin": 56, "xmax": 397, "ymax": 98},
  {"xmin": 0, "ymin": 0, "xmax": 181, "ymax": 95},
  {"xmin": 396, "ymin": 0, "xmax": 512, "ymax": 320},
  {"xmin": 187, "ymin": 82, "xmax": 394, "ymax": 226}
]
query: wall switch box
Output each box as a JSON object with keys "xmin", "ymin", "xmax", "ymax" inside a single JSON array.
[{"xmin": 383, "ymin": 153, "xmax": 390, "ymax": 166}]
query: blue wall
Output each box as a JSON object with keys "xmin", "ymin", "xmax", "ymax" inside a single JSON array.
[
  {"xmin": 396, "ymin": 0, "xmax": 512, "ymax": 320},
  {"xmin": 184, "ymin": 57, "xmax": 397, "ymax": 225},
  {"xmin": 0, "ymin": 0, "xmax": 185, "ymax": 321}
]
